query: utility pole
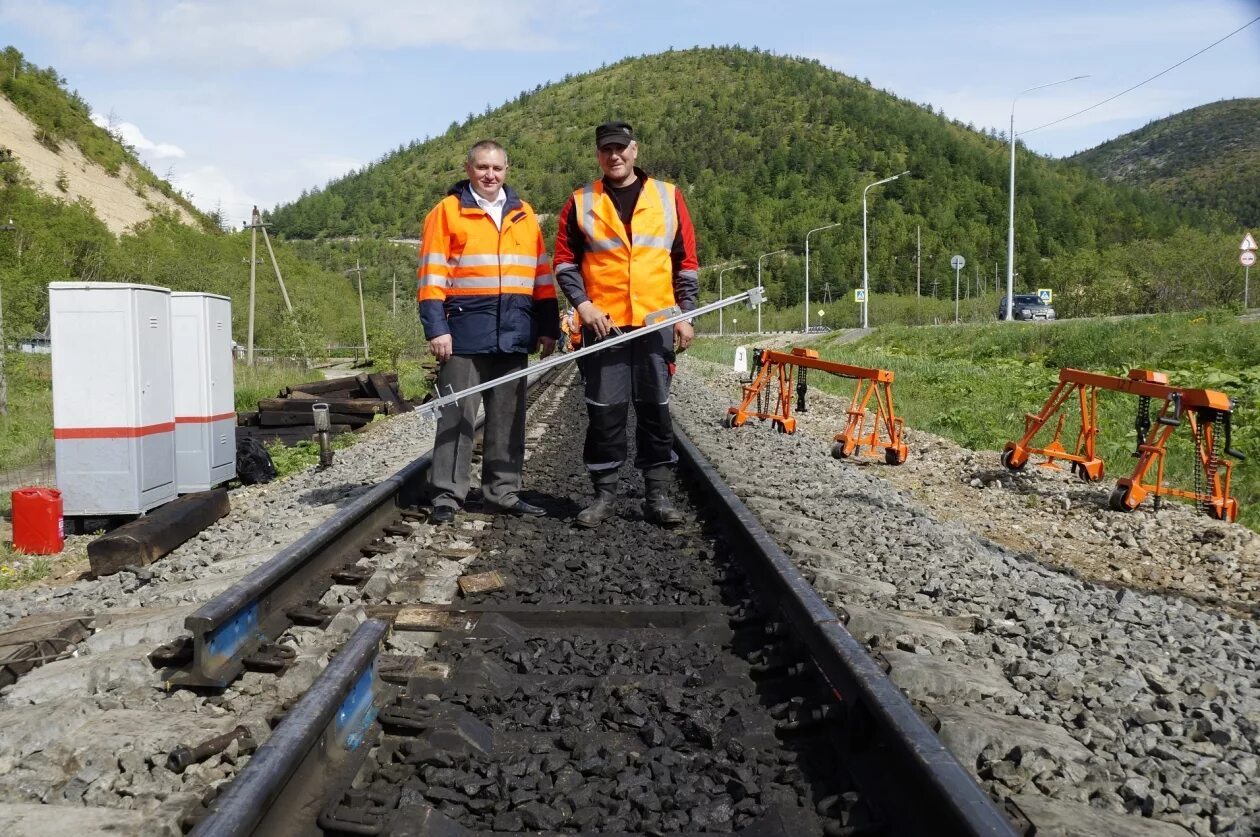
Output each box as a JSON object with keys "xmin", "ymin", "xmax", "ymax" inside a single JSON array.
[
  {"xmin": 244, "ymin": 206, "xmax": 294, "ymax": 365},
  {"xmin": 346, "ymin": 260, "xmax": 370, "ymax": 362},
  {"xmin": 916, "ymin": 225, "xmax": 921, "ymax": 299},
  {"xmin": 247, "ymin": 215, "xmax": 257, "ymax": 365},
  {"xmin": 392, "ymin": 270, "xmax": 397, "ymax": 318}
]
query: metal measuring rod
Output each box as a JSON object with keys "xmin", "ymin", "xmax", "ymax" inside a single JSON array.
[{"xmin": 416, "ymin": 287, "xmax": 766, "ymax": 419}]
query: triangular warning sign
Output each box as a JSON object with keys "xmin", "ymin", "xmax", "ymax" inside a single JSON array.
[{"xmin": 1242, "ymin": 232, "xmax": 1257, "ymax": 251}]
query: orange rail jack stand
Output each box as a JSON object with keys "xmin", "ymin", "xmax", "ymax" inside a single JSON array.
[
  {"xmin": 1002, "ymin": 368, "xmax": 1244, "ymax": 521},
  {"xmin": 725, "ymin": 347, "xmax": 908, "ymax": 465}
]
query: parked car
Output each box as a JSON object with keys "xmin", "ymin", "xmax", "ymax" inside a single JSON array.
[{"xmin": 997, "ymin": 294, "xmax": 1056, "ymax": 321}]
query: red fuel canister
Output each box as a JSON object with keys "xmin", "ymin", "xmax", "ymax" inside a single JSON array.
[{"xmin": 11, "ymin": 487, "xmax": 64, "ymax": 555}]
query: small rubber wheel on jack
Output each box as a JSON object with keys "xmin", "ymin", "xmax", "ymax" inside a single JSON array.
[
  {"xmin": 884, "ymin": 448, "xmax": 906, "ymax": 466},
  {"xmin": 772, "ymin": 420, "xmax": 787, "ymax": 433},
  {"xmin": 721, "ymin": 413, "xmax": 736, "ymax": 428},
  {"xmin": 1108, "ymin": 484, "xmax": 1133, "ymax": 512},
  {"xmin": 1000, "ymin": 448, "xmax": 1025, "ymax": 472},
  {"xmin": 832, "ymin": 442, "xmax": 848, "ymax": 459}
]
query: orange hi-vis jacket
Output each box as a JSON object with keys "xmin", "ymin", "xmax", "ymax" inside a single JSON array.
[
  {"xmin": 417, "ymin": 181, "xmax": 558, "ymax": 354},
  {"xmin": 568, "ymin": 178, "xmax": 679, "ymax": 327}
]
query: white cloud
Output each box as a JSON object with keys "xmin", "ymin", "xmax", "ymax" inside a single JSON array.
[
  {"xmin": 174, "ymin": 164, "xmax": 259, "ymax": 229},
  {"xmin": 1, "ymin": 0, "xmax": 596, "ymax": 71},
  {"xmin": 89, "ymin": 112, "xmax": 186, "ymax": 159}
]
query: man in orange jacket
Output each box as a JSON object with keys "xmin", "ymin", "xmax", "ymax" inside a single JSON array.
[
  {"xmin": 418, "ymin": 140, "xmax": 558, "ymax": 525},
  {"xmin": 553, "ymin": 121, "xmax": 699, "ymax": 528}
]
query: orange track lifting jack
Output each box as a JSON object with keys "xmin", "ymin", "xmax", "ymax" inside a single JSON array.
[
  {"xmin": 1002, "ymin": 368, "xmax": 1245, "ymax": 521},
  {"xmin": 724, "ymin": 347, "xmax": 908, "ymax": 465}
]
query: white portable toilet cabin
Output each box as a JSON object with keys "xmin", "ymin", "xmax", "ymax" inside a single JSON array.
[
  {"xmin": 171, "ymin": 292, "xmax": 237, "ymax": 492},
  {"xmin": 50, "ymin": 282, "xmax": 177, "ymax": 516}
]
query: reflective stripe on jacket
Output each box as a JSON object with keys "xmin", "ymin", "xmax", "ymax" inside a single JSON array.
[
  {"xmin": 416, "ymin": 181, "xmax": 558, "ymax": 354},
  {"xmin": 570, "ymin": 177, "xmax": 677, "ymax": 327}
]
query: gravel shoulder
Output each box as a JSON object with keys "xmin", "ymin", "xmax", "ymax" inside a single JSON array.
[{"xmin": 673, "ymin": 355, "xmax": 1260, "ymax": 835}]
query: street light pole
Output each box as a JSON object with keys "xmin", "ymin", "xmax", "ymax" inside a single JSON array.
[
  {"xmin": 804, "ymin": 223, "xmax": 843, "ymax": 333},
  {"xmin": 1006, "ymin": 75, "xmax": 1087, "ymax": 321},
  {"xmin": 718, "ymin": 264, "xmax": 746, "ymax": 336},
  {"xmin": 757, "ymin": 249, "xmax": 786, "ymax": 335},
  {"xmin": 862, "ymin": 170, "xmax": 909, "ymax": 330}
]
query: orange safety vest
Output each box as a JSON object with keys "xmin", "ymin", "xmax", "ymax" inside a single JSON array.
[{"xmin": 571, "ymin": 177, "xmax": 678, "ymax": 327}]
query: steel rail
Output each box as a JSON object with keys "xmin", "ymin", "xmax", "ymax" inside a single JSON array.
[
  {"xmin": 190, "ymin": 619, "xmax": 390, "ymax": 837},
  {"xmin": 165, "ymin": 367, "xmax": 552, "ymax": 688},
  {"xmin": 674, "ymin": 426, "xmax": 1017, "ymax": 835}
]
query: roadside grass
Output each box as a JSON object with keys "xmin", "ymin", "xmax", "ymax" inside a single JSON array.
[
  {"xmin": 383, "ymin": 358, "xmax": 433, "ymax": 402},
  {"xmin": 0, "ymin": 536, "xmax": 90, "ymax": 591},
  {"xmin": 690, "ymin": 310, "xmax": 1260, "ymax": 531},
  {"xmin": 266, "ymin": 430, "xmax": 363, "ymax": 479},
  {"xmin": 0, "ymin": 548, "xmax": 53, "ymax": 590},
  {"xmin": 0, "ymin": 353, "xmax": 54, "ymax": 474},
  {"xmin": 233, "ymin": 360, "xmax": 316, "ymax": 412}
]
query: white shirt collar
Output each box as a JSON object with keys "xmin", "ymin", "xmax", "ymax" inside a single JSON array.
[{"xmin": 471, "ymin": 186, "xmax": 507, "ymax": 228}]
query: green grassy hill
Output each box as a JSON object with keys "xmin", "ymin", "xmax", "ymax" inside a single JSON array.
[
  {"xmin": 270, "ymin": 46, "xmax": 1239, "ymax": 316},
  {"xmin": 1070, "ymin": 98, "xmax": 1260, "ymax": 229}
]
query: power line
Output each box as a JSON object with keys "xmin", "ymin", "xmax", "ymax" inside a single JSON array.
[{"xmin": 1021, "ymin": 15, "xmax": 1260, "ymax": 137}]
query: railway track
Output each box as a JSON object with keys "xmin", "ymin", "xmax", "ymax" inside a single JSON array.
[
  {"xmin": 180, "ymin": 369, "xmax": 1015, "ymax": 836},
  {"xmin": 5, "ymin": 355, "xmax": 1251, "ymax": 835}
]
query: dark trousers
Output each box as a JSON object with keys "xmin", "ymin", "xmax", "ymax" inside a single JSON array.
[
  {"xmin": 429, "ymin": 353, "xmax": 528, "ymax": 509},
  {"xmin": 581, "ymin": 326, "xmax": 676, "ymax": 474}
]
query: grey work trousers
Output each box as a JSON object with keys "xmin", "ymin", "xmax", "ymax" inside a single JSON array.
[
  {"xmin": 428, "ymin": 352, "xmax": 528, "ymax": 510},
  {"xmin": 581, "ymin": 326, "xmax": 676, "ymax": 473}
]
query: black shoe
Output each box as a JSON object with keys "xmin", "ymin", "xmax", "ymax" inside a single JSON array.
[
  {"xmin": 430, "ymin": 506, "xmax": 456, "ymax": 525},
  {"xmin": 491, "ymin": 499, "xmax": 547, "ymax": 517}
]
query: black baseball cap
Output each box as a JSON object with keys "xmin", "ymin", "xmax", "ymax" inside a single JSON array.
[{"xmin": 595, "ymin": 121, "xmax": 634, "ymax": 149}]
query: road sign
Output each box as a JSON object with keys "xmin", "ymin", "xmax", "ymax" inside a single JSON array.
[
  {"xmin": 1038, "ymin": 288, "xmax": 1053, "ymax": 304},
  {"xmin": 854, "ymin": 289, "xmax": 866, "ymax": 302},
  {"xmin": 1243, "ymin": 251, "xmax": 1257, "ymax": 267},
  {"xmin": 1242, "ymin": 232, "xmax": 1257, "ymax": 251},
  {"xmin": 950, "ymin": 254, "xmax": 965, "ymax": 270}
]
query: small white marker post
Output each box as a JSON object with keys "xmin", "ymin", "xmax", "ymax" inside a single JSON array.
[
  {"xmin": 1242, "ymin": 232, "xmax": 1257, "ymax": 309},
  {"xmin": 951, "ymin": 254, "xmax": 966, "ymax": 323}
]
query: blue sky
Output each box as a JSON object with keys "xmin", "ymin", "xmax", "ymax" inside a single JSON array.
[{"xmin": 2, "ymin": 0, "xmax": 1257, "ymax": 228}]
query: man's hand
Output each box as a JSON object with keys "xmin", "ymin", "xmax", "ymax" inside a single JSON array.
[
  {"xmin": 577, "ymin": 301, "xmax": 612, "ymax": 339},
  {"xmin": 674, "ymin": 320, "xmax": 694, "ymax": 353},
  {"xmin": 537, "ymin": 336, "xmax": 557, "ymax": 359},
  {"xmin": 428, "ymin": 334, "xmax": 453, "ymax": 362}
]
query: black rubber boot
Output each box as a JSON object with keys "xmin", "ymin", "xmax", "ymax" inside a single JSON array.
[
  {"xmin": 576, "ymin": 470, "xmax": 618, "ymax": 528},
  {"xmin": 642, "ymin": 466, "xmax": 684, "ymax": 527}
]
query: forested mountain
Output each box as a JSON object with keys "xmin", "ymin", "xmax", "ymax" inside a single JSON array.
[
  {"xmin": 1070, "ymin": 98, "xmax": 1260, "ymax": 229},
  {"xmin": 0, "ymin": 46, "xmax": 385, "ymax": 351},
  {"xmin": 269, "ymin": 47, "xmax": 1238, "ymax": 315}
]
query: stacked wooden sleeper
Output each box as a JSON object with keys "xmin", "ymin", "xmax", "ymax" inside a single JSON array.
[{"xmin": 236, "ymin": 372, "xmax": 411, "ymax": 447}]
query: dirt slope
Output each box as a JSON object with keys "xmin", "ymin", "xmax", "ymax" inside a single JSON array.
[{"xmin": 0, "ymin": 95, "xmax": 198, "ymax": 235}]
